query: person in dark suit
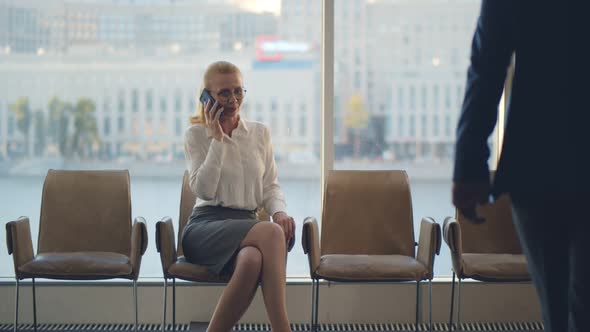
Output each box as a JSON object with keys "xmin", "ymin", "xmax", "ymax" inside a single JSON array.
[{"xmin": 452, "ymin": 1, "xmax": 587, "ymax": 331}]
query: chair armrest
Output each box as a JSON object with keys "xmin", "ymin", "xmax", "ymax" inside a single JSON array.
[
  {"xmin": 301, "ymin": 216, "xmax": 320, "ymax": 278},
  {"xmin": 6, "ymin": 217, "xmax": 35, "ymax": 278},
  {"xmin": 416, "ymin": 217, "xmax": 441, "ymax": 280},
  {"xmin": 287, "ymin": 232, "xmax": 296, "ymax": 253},
  {"xmin": 443, "ymin": 216, "xmax": 463, "ymax": 275},
  {"xmin": 130, "ymin": 217, "xmax": 148, "ymax": 279},
  {"xmin": 156, "ymin": 216, "xmax": 177, "ymax": 278}
]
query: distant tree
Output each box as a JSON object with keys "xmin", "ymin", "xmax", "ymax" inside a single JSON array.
[
  {"xmin": 33, "ymin": 110, "xmax": 47, "ymax": 156},
  {"xmin": 344, "ymin": 92, "xmax": 369, "ymax": 158},
  {"xmin": 10, "ymin": 97, "xmax": 32, "ymax": 157},
  {"xmin": 48, "ymin": 96, "xmax": 71, "ymax": 157},
  {"xmin": 71, "ymin": 98, "xmax": 99, "ymax": 158}
]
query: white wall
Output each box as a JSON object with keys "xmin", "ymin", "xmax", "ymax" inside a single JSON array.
[{"xmin": 0, "ymin": 280, "xmax": 541, "ymax": 324}]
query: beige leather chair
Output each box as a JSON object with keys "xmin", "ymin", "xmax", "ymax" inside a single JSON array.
[
  {"xmin": 156, "ymin": 171, "xmax": 293, "ymax": 332},
  {"xmin": 443, "ymin": 194, "xmax": 530, "ymax": 331},
  {"xmin": 302, "ymin": 170, "xmax": 441, "ymax": 332},
  {"xmin": 5, "ymin": 170, "xmax": 148, "ymax": 332}
]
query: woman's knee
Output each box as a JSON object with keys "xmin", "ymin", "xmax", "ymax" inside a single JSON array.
[
  {"xmin": 255, "ymin": 222, "xmax": 286, "ymax": 244},
  {"xmin": 266, "ymin": 222, "xmax": 286, "ymax": 243},
  {"xmin": 235, "ymin": 246, "xmax": 262, "ymax": 274},
  {"xmin": 245, "ymin": 222, "xmax": 286, "ymax": 246}
]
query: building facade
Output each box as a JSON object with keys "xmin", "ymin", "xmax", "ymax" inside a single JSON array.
[{"xmin": 0, "ymin": 0, "xmax": 482, "ymax": 164}]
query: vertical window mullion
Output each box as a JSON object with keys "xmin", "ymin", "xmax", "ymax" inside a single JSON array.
[{"xmin": 321, "ymin": 0, "xmax": 335, "ymax": 208}]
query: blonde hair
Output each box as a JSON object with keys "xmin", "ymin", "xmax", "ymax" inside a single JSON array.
[{"xmin": 190, "ymin": 61, "xmax": 243, "ymax": 125}]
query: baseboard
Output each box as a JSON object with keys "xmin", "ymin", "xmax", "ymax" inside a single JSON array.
[{"xmin": 0, "ymin": 281, "xmax": 542, "ymax": 324}]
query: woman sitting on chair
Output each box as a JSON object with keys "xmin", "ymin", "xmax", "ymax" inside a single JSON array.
[{"xmin": 182, "ymin": 60, "xmax": 295, "ymax": 332}]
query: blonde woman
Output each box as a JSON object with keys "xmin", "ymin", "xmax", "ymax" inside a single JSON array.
[{"xmin": 182, "ymin": 61, "xmax": 295, "ymax": 332}]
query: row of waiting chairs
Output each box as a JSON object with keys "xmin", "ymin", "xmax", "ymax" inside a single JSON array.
[{"xmin": 5, "ymin": 169, "xmax": 529, "ymax": 332}]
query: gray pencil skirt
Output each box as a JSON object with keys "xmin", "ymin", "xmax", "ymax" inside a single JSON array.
[{"xmin": 181, "ymin": 205, "xmax": 258, "ymax": 275}]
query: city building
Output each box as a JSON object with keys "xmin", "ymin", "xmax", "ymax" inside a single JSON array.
[{"xmin": 0, "ymin": 0, "xmax": 480, "ymax": 164}]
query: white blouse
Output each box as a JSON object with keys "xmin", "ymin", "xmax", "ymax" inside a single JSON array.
[{"xmin": 184, "ymin": 118, "xmax": 287, "ymax": 217}]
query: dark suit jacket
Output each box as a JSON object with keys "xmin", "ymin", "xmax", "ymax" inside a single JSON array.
[{"xmin": 454, "ymin": 0, "xmax": 579, "ymax": 197}]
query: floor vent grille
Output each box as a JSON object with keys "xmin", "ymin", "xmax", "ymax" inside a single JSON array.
[
  {"xmin": 0, "ymin": 322, "xmax": 544, "ymax": 332},
  {"xmin": 0, "ymin": 325, "xmax": 190, "ymax": 331},
  {"xmin": 234, "ymin": 322, "xmax": 544, "ymax": 331}
]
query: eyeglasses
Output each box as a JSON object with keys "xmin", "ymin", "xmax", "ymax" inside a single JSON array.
[{"xmin": 214, "ymin": 87, "xmax": 247, "ymax": 103}]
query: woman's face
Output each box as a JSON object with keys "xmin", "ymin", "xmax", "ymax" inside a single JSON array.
[{"xmin": 208, "ymin": 72, "xmax": 244, "ymax": 118}]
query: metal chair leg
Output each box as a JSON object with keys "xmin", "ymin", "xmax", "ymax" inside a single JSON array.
[
  {"xmin": 172, "ymin": 278, "xmax": 176, "ymax": 332},
  {"xmin": 133, "ymin": 280, "xmax": 138, "ymax": 332},
  {"xmin": 457, "ymin": 277, "xmax": 462, "ymax": 331},
  {"xmin": 428, "ymin": 280, "xmax": 433, "ymax": 332},
  {"xmin": 162, "ymin": 279, "xmax": 168, "ymax": 332},
  {"xmin": 32, "ymin": 278, "xmax": 37, "ymax": 332},
  {"xmin": 314, "ymin": 279, "xmax": 320, "ymax": 332},
  {"xmin": 449, "ymin": 273, "xmax": 456, "ymax": 331},
  {"xmin": 310, "ymin": 279, "xmax": 316, "ymax": 332},
  {"xmin": 14, "ymin": 278, "xmax": 19, "ymax": 332},
  {"xmin": 415, "ymin": 281, "xmax": 421, "ymax": 332}
]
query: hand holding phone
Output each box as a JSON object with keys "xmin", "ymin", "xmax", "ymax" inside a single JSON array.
[
  {"xmin": 200, "ymin": 89, "xmax": 223, "ymax": 117},
  {"xmin": 200, "ymin": 89, "xmax": 224, "ymax": 141}
]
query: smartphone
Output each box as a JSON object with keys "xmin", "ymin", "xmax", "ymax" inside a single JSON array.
[{"xmin": 199, "ymin": 89, "xmax": 222, "ymax": 116}]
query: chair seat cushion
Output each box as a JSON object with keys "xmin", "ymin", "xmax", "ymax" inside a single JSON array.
[
  {"xmin": 19, "ymin": 252, "xmax": 132, "ymax": 279},
  {"xmin": 461, "ymin": 253, "xmax": 530, "ymax": 281},
  {"xmin": 315, "ymin": 254, "xmax": 428, "ymax": 281},
  {"xmin": 167, "ymin": 257, "xmax": 231, "ymax": 283}
]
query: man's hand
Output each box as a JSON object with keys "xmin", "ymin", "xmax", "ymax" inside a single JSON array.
[
  {"xmin": 452, "ymin": 181, "xmax": 491, "ymax": 223},
  {"xmin": 272, "ymin": 211, "xmax": 295, "ymax": 242}
]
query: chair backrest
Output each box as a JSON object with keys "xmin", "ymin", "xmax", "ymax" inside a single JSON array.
[
  {"xmin": 320, "ymin": 170, "xmax": 415, "ymax": 257},
  {"xmin": 38, "ymin": 169, "xmax": 132, "ymax": 255},
  {"xmin": 177, "ymin": 170, "xmax": 197, "ymax": 256},
  {"xmin": 457, "ymin": 194, "xmax": 522, "ymax": 254}
]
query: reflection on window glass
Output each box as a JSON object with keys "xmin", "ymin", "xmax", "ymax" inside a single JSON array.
[
  {"xmin": 104, "ymin": 118, "xmax": 111, "ymax": 136},
  {"xmin": 410, "ymin": 86, "xmax": 416, "ymax": 110},
  {"xmin": 132, "ymin": 89, "xmax": 139, "ymax": 112},
  {"xmin": 118, "ymin": 116, "xmax": 125, "ymax": 133},
  {"xmin": 445, "ymin": 114, "xmax": 452, "ymax": 137},
  {"xmin": 103, "ymin": 96, "xmax": 111, "ymax": 113},
  {"xmin": 160, "ymin": 97, "xmax": 166, "ymax": 114},
  {"xmin": 0, "ymin": 0, "xmax": 321, "ymax": 277},
  {"xmin": 433, "ymin": 115, "xmax": 439, "ymax": 137},
  {"xmin": 335, "ymin": 0, "xmax": 480, "ymax": 276},
  {"xmin": 187, "ymin": 97, "xmax": 193, "ymax": 115},
  {"xmin": 146, "ymin": 89, "xmax": 153, "ymax": 112},
  {"xmin": 299, "ymin": 116, "xmax": 306, "ymax": 137},
  {"xmin": 174, "ymin": 90, "xmax": 181, "ymax": 113},
  {"xmin": 118, "ymin": 90, "xmax": 125, "ymax": 113},
  {"xmin": 433, "ymin": 85, "xmax": 440, "ymax": 110},
  {"xmin": 421, "ymin": 85, "xmax": 428, "ymax": 110},
  {"xmin": 445, "ymin": 85, "xmax": 451, "ymax": 109}
]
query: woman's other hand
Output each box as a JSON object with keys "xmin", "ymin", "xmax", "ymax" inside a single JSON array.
[
  {"xmin": 272, "ymin": 211, "xmax": 295, "ymax": 242},
  {"xmin": 205, "ymin": 99, "xmax": 224, "ymax": 141}
]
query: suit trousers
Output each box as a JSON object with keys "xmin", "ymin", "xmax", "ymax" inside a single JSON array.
[{"xmin": 510, "ymin": 192, "xmax": 589, "ymax": 332}]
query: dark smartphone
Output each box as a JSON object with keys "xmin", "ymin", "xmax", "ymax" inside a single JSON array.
[{"xmin": 199, "ymin": 89, "xmax": 222, "ymax": 116}]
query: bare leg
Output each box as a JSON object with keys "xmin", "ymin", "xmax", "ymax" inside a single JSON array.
[
  {"xmin": 241, "ymin": 222, "xmax": 291, "ymax": 332},
  {"xmin": 207, "ymin": 246, "xmax": 263, "ymax": 332}
]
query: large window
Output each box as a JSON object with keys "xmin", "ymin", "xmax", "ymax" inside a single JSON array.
[
  {"xmin": 333, "ymin": 0, "xmax": 481, "ymax": 276},
  {"xmin": 0, "ymin": 0, "xmax": 488, "ymax": 279},
  {"xmin": 0, "ymin": 0, "xmax": 321, "ymax": 278}
]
